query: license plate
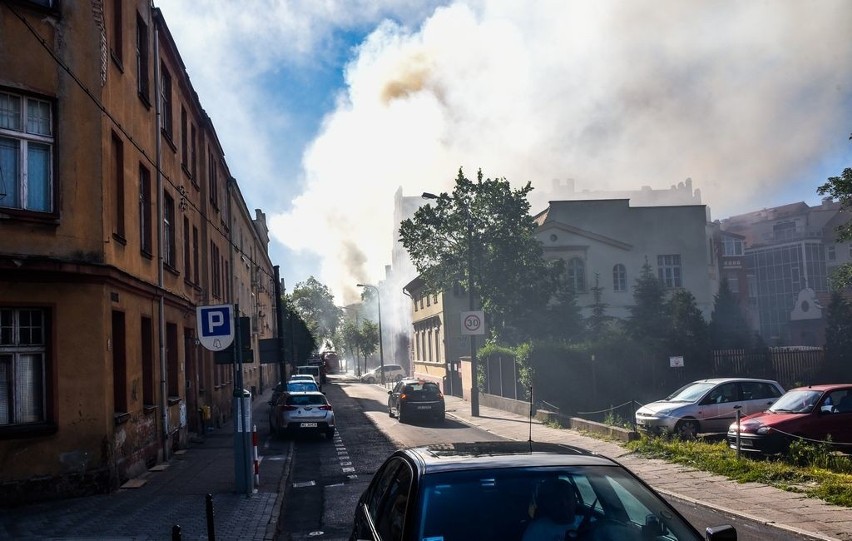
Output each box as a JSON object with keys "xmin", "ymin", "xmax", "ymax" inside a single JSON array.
[
  {"xmin": 740, "ymin": 439, "xmax": 753, "ymax": 447},
  {"xmin": 417, "ymin": 405, "xmax": 431, "ymax": 410},
  {"xmin": 300, "ymin": 422, "xmax": 318, "ymax": 428}
]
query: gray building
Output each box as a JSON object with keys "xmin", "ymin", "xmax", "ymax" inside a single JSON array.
[
  {"xmin": 720, "ymin": 199, "xmax": 850, "ymax": 346},
  {"xmin": 534, "ymin": 199, "xmax": 718, "ymax": 319}
]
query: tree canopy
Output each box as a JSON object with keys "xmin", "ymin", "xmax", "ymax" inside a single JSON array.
[
  {"xmin": 817, "ymin": 132, "xmax": 852, "ymax": 288},
  {"xmin": 288, "ymin": 276, "xmax": 343, "ymax": 345},
  {"xmin": 709, "ymin": 278, "xmax": 752, "ymax": 350},
  {"xmin": 399, "ymin": 167, "xmax": 556, "ymax": 343}
]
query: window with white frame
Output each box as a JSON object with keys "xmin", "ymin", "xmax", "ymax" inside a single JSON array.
[
  {"xmin": 612, "ymin": 264, "xmax": 626, "ymax": 292},
  {"xmin": 0, "ymin": 91, "xmax": 53, "ymax": 213},
  {"xmin": 567, "ymin": 257, "xmax": 586, "ymax": 292},
  {"xmin": 0, "ymin": 308, "xmax": 48, "ymax": 426},
  {"xmin": 722, "ymin": 236, "xmax": 743, "ymax": 256},
  {"xmin": 657, "ymin": 254, "xmax": 682, "ymax": 288}
]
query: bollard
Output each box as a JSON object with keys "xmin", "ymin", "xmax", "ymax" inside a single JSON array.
[
  {"xmin": 252, "ymin": 424, "xmax": 260, "ymax": 488},
  {"xmin": 171, "ymin": 524, "xmax": 181, "ymax": 541},
  {"xmin": 206, "ymin": 493, "xmax": 216, "ymax": 541},
  {"xmin": 734, "ymin": 407, "xmax": 742, "ymax": 460}
]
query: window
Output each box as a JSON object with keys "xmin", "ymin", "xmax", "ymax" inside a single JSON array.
[
  {"xmin": 828, "ymin": 245, "xmax": 836, "ymax": 261},
  {"xmin": 0, "ymin": 308, "xmax": 48, "ymax": 425},
  {"xmin": 163, "ymin": 192, "xmax": 176, "ymax": 267},
  {"xmin": 208, "ymin": 150, "xmax": 219, "ymax": 209},
  {"xmin": 110, "ymin": 0, "xmax": 123, "ymax": 65},
  {"xmin": 211, "ymin": 242, "xmax": 221, "ymax": 297},
  {"xmin": 180, "ymin": 106, "xmax": 188, "ymax": 168},
  {"xmin": 567, "ymin": 257, "xmax": 585, "ymax": 292},
  {"xmin": 190, "ymin": 124, "xmax": 197, "ymax": 180},
  {"xmin": 139, "ymin": 164, "xmax": 152, "ymax": 255},
  {"xmin": 773, "ymin": 221, "xmax": 796, "ymax": 242},
  {"xmin": 112, "ymin": 311, "xmax": 127, "ymax": 413},
  {"xmin": 141, "ymin": 316, "xmax": 154, "ymax": 406},
  {"xmin": 192, "ymin": 225, "xmax": 200, "ymax": 283},
  {"xmin": 727, "ymin": 273, "xmax": 739, "ymax": 293},
  {"xmin": 183, "ymin": 216, "xmax": 191, "ymax": 278},
  {"xmin": 722, "ymin": 236, "xmax": 743, "ymax": 256},
  {"xmin": 166, "ymin": 323, "xmax": 178, "ymax": 397},
  {"xmin": 612, "ymin": 264, "xmax": 626, "ymax": 292},
  {"xmin": 160, "ymin": 64, "xmax": 173, "ymax": 139},
  {"xmin": 0, "ymin": 91, "xmax": 53, "ymax": 213},
  {"xmin": 136, "ymin": 14, "xmax": 149, "ymax": 101},
  {"xmin": 111, "ymin": 132, "xmax": 125, "ymax": 239},
  {"xmin": 657, "ymin": 254, "xmax": 682, "ymax": 288}
]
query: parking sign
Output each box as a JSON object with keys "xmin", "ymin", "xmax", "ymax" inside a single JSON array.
[{"xmin": 196, "ymin": 304, "xmax": 235, "ymax": 351}]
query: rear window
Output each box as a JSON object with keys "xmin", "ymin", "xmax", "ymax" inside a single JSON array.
[
  {"xmin": 287, "ymin": 382, "xmax": 319, "ymax": 393},
  {"xmin": 287, "ymin": 394, "xmax": 327, "ymax": 406},
  {"xmin": 403, "ymin": 382, "xmax": 442, "ymax": 397}
]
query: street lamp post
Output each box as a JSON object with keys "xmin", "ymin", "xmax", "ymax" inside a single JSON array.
[
  {"xmin": 422, "ymin": 192, "xmax": 479, "ymax": 417},
  {"xmin": 357, "ymin": 283, "xmax": 385, "ymax": 386}
]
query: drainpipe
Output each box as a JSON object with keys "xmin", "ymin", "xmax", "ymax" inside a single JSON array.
[{"xmin": 154, "ymin": 19, "xmax": 169, "ymax": 462}]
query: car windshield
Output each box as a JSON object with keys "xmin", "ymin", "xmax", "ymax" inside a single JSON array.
[
  {"xmin": 664, "ymin": 382, "xmax": 716, "ymax": 402},
  {"xmin": 287, "ymin": 395, "xmax": 327, "ymax": 406},
  {"xmin": 287, "ymin": 382, "xmax": 319, "ymax": 393},
  {"xmin": 768, "ymin": 390, "xmax": 822, "ymax": 413},
  {"xmin": 415, "ymin": 466, "xmax": 701, "ymax": 541}
]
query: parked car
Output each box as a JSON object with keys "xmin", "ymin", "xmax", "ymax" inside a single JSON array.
[
  {"xmin": 387, "ymin": 378, "xmax": 445, "ymax": 423},
  {"xmin": 297, "ymin": 364, "xmax": 324, "ymax": 386},
  {"xmin": 350, "ymin": 440, "xmax": 736, "ymax": 541},
  {"xmin": 360, "ymin": 363, "xmax": 406, "ymax": 384},
  {"xmin": 269, "ymin": 391, "xmax": 335, "ymax": 439},
  {"xmin": 635, "ymin": 377, "xmax": 785, "ymax": 439},
  {"xmin": 289, "ymin": 373, "xmax": 320, "ymax": 390},
  {"xmin": 727, "ymin": 383, "xmax": 852, "ymax": 455},
  {"xmin": 268, "ymin": 379, "xmax": 322, "ymax": 408}
]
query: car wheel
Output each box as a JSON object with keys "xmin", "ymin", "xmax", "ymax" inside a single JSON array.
[
  {"xmin": 674, "ymin": 419, "xmax": 699, "ymax": 440},
  {"xmin": 388, "ymin": 402, "xmax": 395, "ymax": 418},
  {"xmin": 325, "ymin": 427, "xmax": 335, "ymax": 440},
  {"xmin": 366, "ymin": 376, "xmax": 375, "ymax": 384},
  {"xmin": 398, "ymin": 406, "xmax": 407, "ymax": 424}
]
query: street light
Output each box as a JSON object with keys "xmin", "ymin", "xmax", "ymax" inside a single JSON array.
[
  {"xmin": 422, "ymin": 191, "xmax": 479, "ymax": 417},
  {"xmin": 356, "ymin": 283, "xmax": 385, "ymax": 386}
]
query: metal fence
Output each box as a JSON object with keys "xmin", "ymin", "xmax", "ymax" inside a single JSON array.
[{"xmin": 713, "ymin": 347, "xmax": 824, "ymax": 389}]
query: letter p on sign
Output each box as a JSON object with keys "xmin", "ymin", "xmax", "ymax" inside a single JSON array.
[{"xmin": 196, "ymin": 304, "xmax": 235, "ymax": 351}]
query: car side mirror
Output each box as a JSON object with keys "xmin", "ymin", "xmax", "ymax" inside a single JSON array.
[{"xmin": 705, "ymin": 524, "xmax": 737, "ymax": 540}]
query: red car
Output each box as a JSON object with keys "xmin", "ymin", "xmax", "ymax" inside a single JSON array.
[{"xmin": 727, "ymin": 383, "xmax": 852, "ymax": 455}]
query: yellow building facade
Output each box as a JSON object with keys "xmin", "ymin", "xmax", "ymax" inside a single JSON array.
[{"xmin": 0, "ymin": 0, "xmax": 278, "ymax": 503}]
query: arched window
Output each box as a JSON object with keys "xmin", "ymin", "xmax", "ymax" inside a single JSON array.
[
  {"xmin": 567, "ymin": 257, "xmax": 586, "ymax": 292},
  {"xmin": 613, "ymin": 264, "xmax": 626, "ymax": 291}
]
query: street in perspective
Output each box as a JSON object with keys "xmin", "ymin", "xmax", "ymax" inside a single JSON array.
[{"xmin": 2, "ymin": 2, "xmax": 852, "ymax": 541}]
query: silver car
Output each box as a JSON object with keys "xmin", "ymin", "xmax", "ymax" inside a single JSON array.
[
  {"xmin": 635, "ymin": 377, "xmax": 784, "ymax": 439},
  {"xmin": 270, "ymin": 391, "xmax": 336, "ymax": 439}
]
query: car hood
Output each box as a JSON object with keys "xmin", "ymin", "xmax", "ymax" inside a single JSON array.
[
  {"xmin": 636, "ymin": 400, "xmax": 692, "ymax": 414},
  {"xmin": 739, "ymin": 410, "xmax": 802, "ymax": 426}
]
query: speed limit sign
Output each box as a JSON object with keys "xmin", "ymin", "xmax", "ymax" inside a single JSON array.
[{"xmin": 461, "ymin": 311, "xmax": 485, "ymax": 335}]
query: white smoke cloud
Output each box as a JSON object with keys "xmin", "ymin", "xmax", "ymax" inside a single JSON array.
[{"xmin": 157, "ymin": 1, "xmax": 852, "ymax": 306}]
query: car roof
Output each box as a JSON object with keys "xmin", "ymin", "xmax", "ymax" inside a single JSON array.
[
  {"xmin": 687, "ymin": 377, "xmax": 781, "ymax": 385},
  {"xmin": 788, "ymin": 383, "xmax": 852, "ymax": 392},
  {"xmin": 397, "ymin": 441, "xmax": 619, "ymax": 476}
]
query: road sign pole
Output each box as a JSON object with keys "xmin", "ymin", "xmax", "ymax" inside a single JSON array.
[{"xmin": 232, "ymin": 305, "xmax": 253, "ymax": 495}]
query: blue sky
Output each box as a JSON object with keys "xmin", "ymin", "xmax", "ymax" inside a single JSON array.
[{"xmin": 155, "ymin": 1, "xmax": 852, "ymax": 306}]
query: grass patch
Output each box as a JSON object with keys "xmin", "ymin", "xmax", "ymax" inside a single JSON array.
[{"xmin": 625, "ymin": 436, "xmax": 852, "ymax": 507}]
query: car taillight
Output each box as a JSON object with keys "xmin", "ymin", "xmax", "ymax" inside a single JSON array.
[
  {"xmin": 400, "ymin": 393, "xmax": 408, "ymax": 400},
  {"xmin": 318, "ymin": 405, "xmax": 332, "ymax": 411}
]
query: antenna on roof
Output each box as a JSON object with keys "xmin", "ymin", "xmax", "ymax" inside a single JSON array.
[{"xmin": 528, "ymin": 385, "xmax": 534, "ymax": 451}]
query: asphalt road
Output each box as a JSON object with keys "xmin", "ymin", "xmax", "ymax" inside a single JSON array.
[{"xmin": 277, "ymin": 379, "xmax": 827, "ymax": 541}]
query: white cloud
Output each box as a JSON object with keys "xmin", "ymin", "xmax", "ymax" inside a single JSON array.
[{"xmin": 158, "ymin": 1, "xmax": 852, "ymax": 305}]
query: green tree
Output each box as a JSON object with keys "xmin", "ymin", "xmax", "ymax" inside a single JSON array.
[
  {"xmin": 626, "ymin": 259, "xmax": 669, "ymax": 350},
  {"xmin": 586, "ymin": 273, "xmax": 612, "ymax": 341},
  {"xmin": 823, "ymin": 291, "xmax": 852, "ymax": 381},
  {"xmin": 289, "ymin": 277, "xmax": 343, "ymax": 345},
  {"xmin": 281, "ymin": 296, "xmax": 317, "ymax": 367},
  {"xmin": 399, "ymin": 167, "xmax": 554, "ymax": 343},
  {"xmin": 816, "ymin": 133, "xmax": 852, "ymax": 288},
  {"xmin": 709, "ymin": 279, "xmax": 752, "ymax": 350},
  {"xmin": 667, "ymin": 289, "xmax": 711, "ymax": 379},
  {"xmin": 357, "ymin": 320, "xmax": 379, "ymax": 374}
]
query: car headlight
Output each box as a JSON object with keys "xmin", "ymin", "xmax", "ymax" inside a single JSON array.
[{"xmin": 756, "ymin": 426, "xmax": 771, "ymax": 435}]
